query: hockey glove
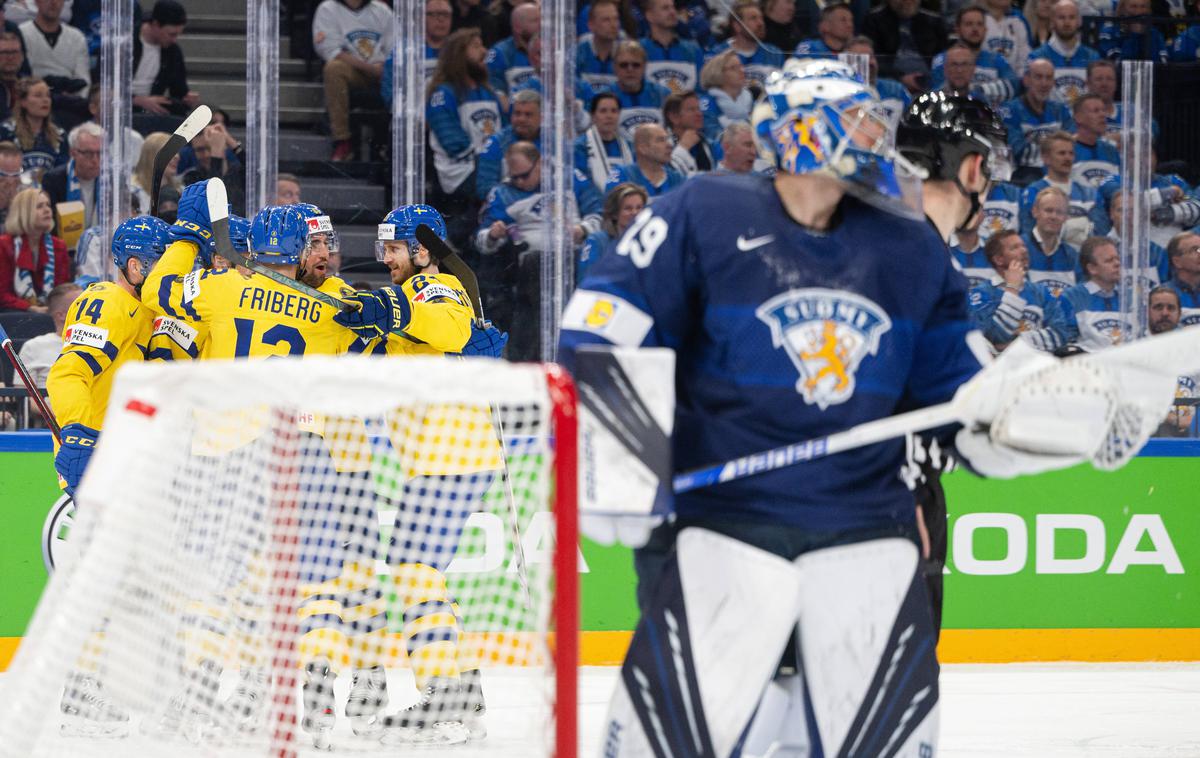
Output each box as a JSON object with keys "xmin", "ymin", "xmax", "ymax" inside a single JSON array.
[
  {"xmin": 459, "ymin": 321, "xmax": 508, "ymax": 358},
  {"xmin": 168, "ymin": 180, "xmax": 215, "ymax": 249},
  {"xmin": 55, "ymin": 423, "xmax": 99, "ymax": 497},
  {"xmin": 333, "ymin": 286, "xmax": 409, "ymax": 341}
]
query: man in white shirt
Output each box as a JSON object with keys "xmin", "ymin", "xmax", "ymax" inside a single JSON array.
[
  {"xmin": 312, "ymin": 0, "xmax": 393, "ymax": 161},
  {"xmin": 17, "ymin": 281, "xmax": 79, "ymax": 386},
  {"xmin": 131, "ymin": 0, "xmax": 200, "ymax": 117},
  {"xmin": 18, "ymin": 0, "xmax": 88, "ymax": 98}
]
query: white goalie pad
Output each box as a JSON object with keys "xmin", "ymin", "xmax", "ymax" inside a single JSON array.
[
  {"xmin": 575, "ymin": 346, "xmax": 675, "ymax": 547},
  {"xmin": 794, "ymin": 538, "xmax": 939, "ymax": 758},
  {"xmin": 602, "ymin": 528, "xmax": 804, "ymax": 758}
]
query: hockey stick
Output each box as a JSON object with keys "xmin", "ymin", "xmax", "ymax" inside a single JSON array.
[
  {"xmin": 415, "ymin": 224, "xmax": 534, "ymax": 607},
  {"xmin": 0, "ymin": 323, "xmax": 61, "ymax": 442},
  {"xmin": 674, "ymin": 327, "xmax": 1200, "ymax": 493},
  {"xmin": 204, "ymin": 179, "xmax": 361, "ymax": 313},
  {"xmin": 151, "ymin": 105, "xmax": 212, "ymax": 217}
]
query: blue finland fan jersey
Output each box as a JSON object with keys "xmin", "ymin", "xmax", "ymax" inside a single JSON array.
[{"xmin": 558, "ymin": 173, "xmax": 987, "ymax": 531}]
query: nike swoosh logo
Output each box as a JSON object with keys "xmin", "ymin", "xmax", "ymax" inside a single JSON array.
[
  {"xmin": 736, "ymin": 234, "xmax": 774, "ymax": 251},
  {"xmin": 129, "ymin": 309, "xmax": 139, "ymax": 317}
]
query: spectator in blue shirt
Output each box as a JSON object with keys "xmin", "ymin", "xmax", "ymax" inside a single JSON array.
[
  {"xmin": 605, "ymin": 123, "xmax": 685, "ymax": 198},
  {"xmin": 476, "ymin": 87, "xmax": 540, "ymax": 200},
  {"xmin": 1169, "ymin": 0, "xmax": 1200, "ymax": 61},
  {"xmin": 1070, "ymin": 93, "xmax": 1120, "ymax": 190},
  {"xmin": 1028, "ymin": 0, "xmax": 1100, "ymax": 105},
  {"xmin": 706, "ymin": 0, "xmax": 786, "ymax": 90},
  {"xmin": 578, "ymin": 181, "xmax": 647, "ymax": 283},
  {"xmin": 931, "ymin": 6, "xmax": 1020, "ymax": 104},
  {"xmin": 611, "ymin": 40, "xmax": 672, "ymax": 137},
  {"xmin": 664, "ymin": 90, "xmax": 717, "ymax": 176},
  {"xmin": 999, "ymin": 58, "xmax": 1074, "ymax": 175},
  {"xmin": 1097, "ymin": 0, "xmax": 1168, "ymax": 62},
  {"xmin": 575, "ymin": 91, "xmax": 634, "ymax": 191},
  {"xmin": 969, "ymin": 229, "xmax": 1075, "ymax": 353},
  {"xmin": 485, "ymin": 1, "xmax": 538, "ymax": 105},
  {"xmin": 1022, "ymin": 185, "xmax": 1081, "ymax": 295},
  {"xmin": 577, "ymin": 0, "xmax": 621, "ymax": 92},
  {"xmin": 699, "ymin": 50, "xmax": 753, "ymax": 134},
  {"xmin": 794, "ymin": 2, "xmax": 854, "ymax": 57},
  {"xmin": 639, "ymin": 0, "xmax": 705, "ymax": 93}
]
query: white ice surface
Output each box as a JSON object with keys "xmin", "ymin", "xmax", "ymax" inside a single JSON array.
[{"xmin": 4, "ymin": 662, "xmax": 1199, "ymax": 756}]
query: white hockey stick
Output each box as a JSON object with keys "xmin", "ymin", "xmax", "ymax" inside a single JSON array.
[{"xmin": 673, "ymin": 328, "xmax": 1200, "ymax": 493}]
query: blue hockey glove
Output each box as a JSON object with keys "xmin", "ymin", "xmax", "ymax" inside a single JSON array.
[
  {"xmin": 459, "ymin": 321, "xmax": 508, "ymax": 358},
  {"xmin": 333, "ymin": 286, "xmax": 409, "ymax": 341},
  {"xmin": 168, "ymin": 180, "xmax": 215, "ymax": 249},
  {"xmin": 55, "ymin": 423, "xmax": 99, "ymax": 497}
]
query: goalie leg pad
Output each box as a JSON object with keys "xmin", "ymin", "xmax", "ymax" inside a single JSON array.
[
  {"xmin": 603, "ymin": 528, "xmax": 805, "ymax": 758},
  {"xmin": 794, "ymin": 537, "xmax": 939, "ymax": 758}
]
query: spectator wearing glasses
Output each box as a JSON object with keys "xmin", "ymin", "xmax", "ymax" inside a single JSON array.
[
  {"xmin": 312, "ymin": 0, "xmax": 393, "ymax": 161},
  {"xmin": 936, "ymin": 43, "xmax": 977, "ymax": 98},
  {"xmin": 1163, "ymin": 231, "xmax": 1200, "ymax": 328},
  {"xmin": 380, "ymin": 0, "xmax": 453, "ymax": 105},
  {"xmin": 0, "ymin": 186, "xmax": 68, "ymax": 312},
  {"xmin": 0, "ymin": 76, "xmax": 65, "ymax": 177},
  {"xmin": 611, "ymin": 41, "xmax": 670, "ymax": 138},
  {"xmin": 40, "ymin": 120, "xmax": 99, "ymax": 241},
  {"xmin": 931, "ymin": 7, "xmax": 1019, "ymax": 105},
  {"xmin": 0, "ymin": 140, "xmax": 27, "ymax": 225},
  {"xmin": 0, "ymin": 31, "xmax": 25, "ymax": 121}
]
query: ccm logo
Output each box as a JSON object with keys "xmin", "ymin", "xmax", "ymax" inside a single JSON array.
[{"xmin": 63, "ymin": 435, "xmax": 95, "ymax": 447}]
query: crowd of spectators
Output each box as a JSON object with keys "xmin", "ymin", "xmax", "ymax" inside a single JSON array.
[{"xmin": 2, "ymin": 0, "xmax": 1200, "ymax": 435}]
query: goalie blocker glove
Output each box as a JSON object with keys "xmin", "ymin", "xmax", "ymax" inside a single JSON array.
[
  {"xmin": 334, "ymin": 287, "xmax": 409, "ymax": 342},
  {"xmin": 55, "ymin": 423, "xmax": 99, "ymax": 497}
]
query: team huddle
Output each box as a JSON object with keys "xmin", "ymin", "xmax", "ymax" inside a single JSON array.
[{"xmin": 44, "ymin": 179, "xmax": 508, "ymax": 747}]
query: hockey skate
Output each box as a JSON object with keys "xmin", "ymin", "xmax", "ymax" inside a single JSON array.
[
  {"xmin": 345, "ymin": 665, "xmax": 389, "ymax": 736},
  {"xmin": 141, "ymin": 660, "xmax": 222, "ymax": 743},
  {"xmin": 60, "ymin": 672, "xmax": 131, "ymax": 738},
  {"xmin": 378, "ymin": 676, "xmax": 471, "ymax": 747},
  {"xmin": 301, "ymin": 658, "xmax": 337, "ymax": 750},
  {"xmin": 221, "ymin": 666, "xmax": 269, "ymax": 733}
]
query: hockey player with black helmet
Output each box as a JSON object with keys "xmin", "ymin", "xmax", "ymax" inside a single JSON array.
[{"xmin": 896, "ymin": 92, "xmax": 1011, "ymax": 636}]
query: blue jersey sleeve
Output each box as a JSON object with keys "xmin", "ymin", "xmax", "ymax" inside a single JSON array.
[
  {"xmin": 969, "ymin": 283, "xmax": 1020, "ymax": 346},
  {"xmin": 605, "ymin": 163, "xmax": 631, "ymax": 193},
  {"xmin": 901, "ymin": 262, "xmax": 986, "ymax": 409},
  {"xmin": 485, "ymin": 44, "xmax": 509, "ymax": 96},
  {"xmin": 698, "ymin": 92, "xmax": 722, "ymax": 142},
  {"xmin": 1040, "ymin": 288, "xmax": 1075, "ymax": 348},
  {"xmin": 475, "ymin": 133, "xmax": 505, "ymax": 200},
  {"xmin": 577, "ymin": 230, "xmax": 610, "ymax": 284},
  {"xmin": 574, "ymin": 168, "xmax": 604, "ymax": 219},
  {"xmin": 427, "ymin": 85, "xmax": 472, "ymax": 158},
  {"xmin": 381, "ymin": 52, "xmax": 394, "ymax": 107},
  {"xmin": 558, "ymin": 191, "xmax": 697, "ymax": 374}
]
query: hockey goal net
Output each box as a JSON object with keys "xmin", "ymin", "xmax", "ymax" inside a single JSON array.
[{"xmin": 0, "ymin": 357, "xmax": 578, "ymax": 758}]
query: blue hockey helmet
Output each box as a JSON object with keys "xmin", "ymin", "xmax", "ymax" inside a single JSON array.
[
  {"xmin": 248, "ymin": 205, "xmax": 307, "ymax": 265},
  {"xmin": 751, "ymin": 59, "xmax": 922, "ymax": 215},
  {"xmin": 112, "ymin": 215, "xmax": 169, "ymax": 271},
  {"xmin": 229, "ymin": 214, "xmax": 251, "ymax": 254},
  {"xmin": 293, "ymin": 202, "xmax": 340, "ymax": 253},
  {"xmin": 375, "ymin": 204, "xmax": 446, "ymax": 261}
]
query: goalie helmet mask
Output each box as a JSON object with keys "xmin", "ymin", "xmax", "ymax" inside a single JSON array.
[
  {"xmin": 248, "ymin": 205, "xmax": 307, "ymax": 266},
  {"xmin": 376, "ymin": 204, "xmax": 447, "ymax": 270},
  {"xmin": 896, "ymin": 92, "xmax": 1012, "ymax": 231},
  {"xmin": 112, "ymin": 215, "xmax": 168, "ymax": 292},
  {"xmin": 750, "ymin": 58, "xmax": 924, "ymax": 219}
]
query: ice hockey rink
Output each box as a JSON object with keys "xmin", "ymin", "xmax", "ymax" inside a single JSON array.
[{"xmin": 4, "ymin": 662, "xmax": 1199, "ymax": 756}]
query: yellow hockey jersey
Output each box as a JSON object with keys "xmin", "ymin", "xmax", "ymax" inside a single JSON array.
[{"xmin": 46, "ymin": 282, "xmax": 154, "ymax": 430}]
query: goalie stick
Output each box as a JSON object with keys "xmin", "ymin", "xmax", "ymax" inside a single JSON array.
[
  {"xmin": 151, "ymin": 105, "xmax": 212, "ymax": 217},
  {"xmin": 674, "ymin": 327, "xmax": 1200, "ymax": 493},
  {"xmin": 414, "ymin": 223, "xmax": 533, "ymax": 607},
  {"xmin": 204, "ymin": 179, "xmax": 361, "ymax": 313},
  {"xmin": 0, "ymin": 323, "xmax": 61, "ymax": 442}
]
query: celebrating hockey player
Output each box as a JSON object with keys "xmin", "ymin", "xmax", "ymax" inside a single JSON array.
[
  {"xmin": 334, "ymin": 204, "xmax": 508, "ymax": 746},
  {"xmin": 558, "ymin": 59, "xmax": 1163, "ymax": 757},
  {"xmin": 48, "ymin": 215, "xmax": 170, "ymax": 498},
  {"xmin": 45, "ymin": 214, "xmax": 169, "ymax": 736}
]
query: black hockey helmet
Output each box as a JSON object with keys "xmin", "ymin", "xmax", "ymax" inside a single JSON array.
[{"xmin": 896, "ymin": 92, "xmax": 1011, "ymax": 185}]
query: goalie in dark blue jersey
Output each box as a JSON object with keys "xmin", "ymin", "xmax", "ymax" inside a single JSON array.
[{"xmin": 558, "ymin": 59, "xmax": 1160, "ymax": 758}]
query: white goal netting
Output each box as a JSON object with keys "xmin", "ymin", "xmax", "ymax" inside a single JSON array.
[{"xmin": 0, "ymin": 357, "xmax": 578, "ymax": 758}]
